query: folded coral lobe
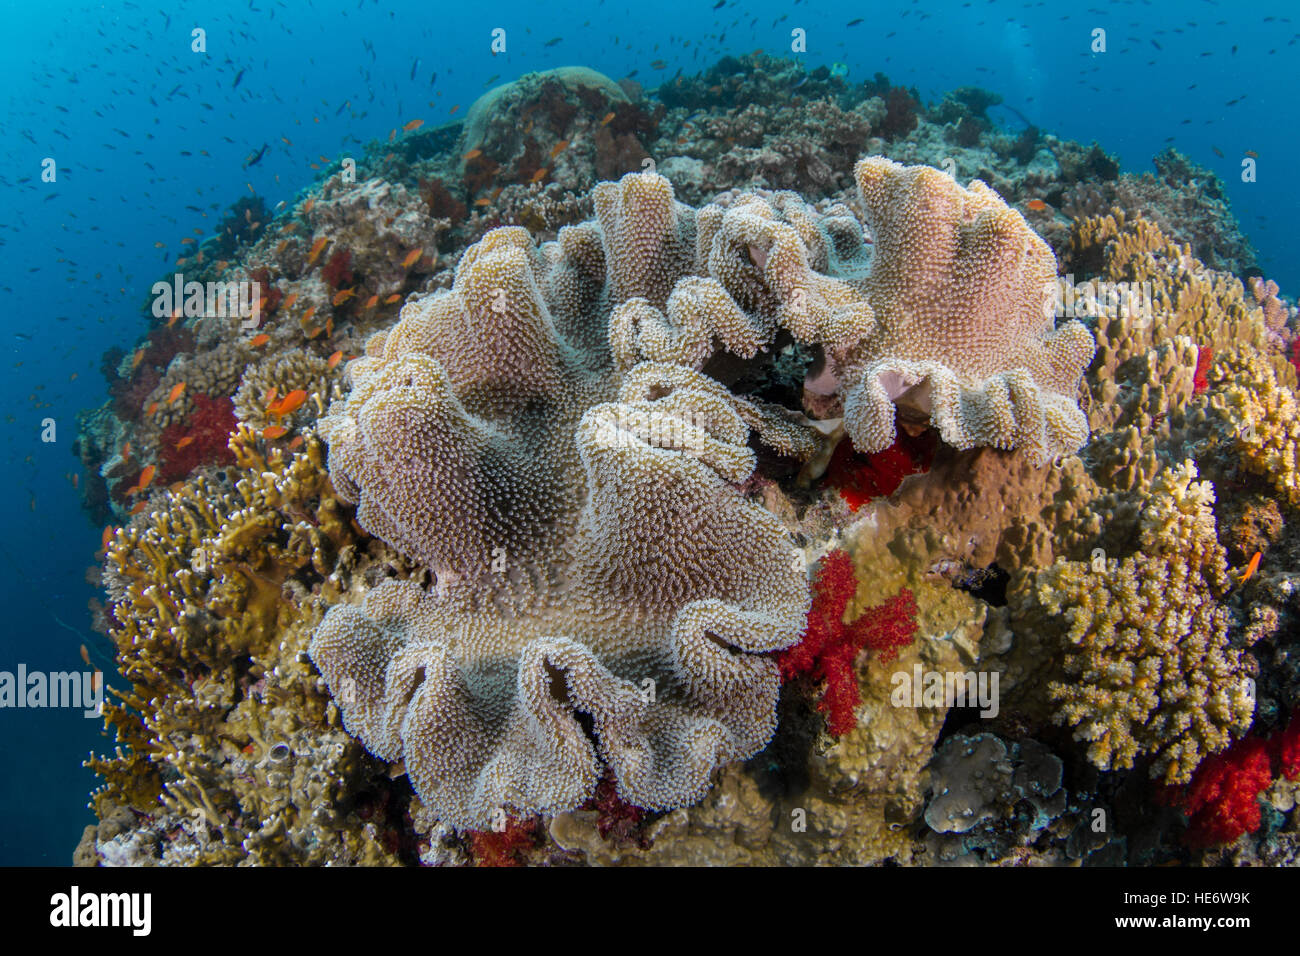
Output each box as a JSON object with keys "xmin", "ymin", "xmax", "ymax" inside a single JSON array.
[
  {"xmin": 310, "ymin": 180, "xmax": 810, "ymax": 829},
  {"xmin": 844, "ymin": 157, "xmax": 1095, "ymax": 462}
]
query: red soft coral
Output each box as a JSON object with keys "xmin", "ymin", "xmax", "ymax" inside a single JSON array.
[
  {"xmin": 1193, "ymin": 345, "xmax": 1213, "ymax": 394},
  {"xmin": 321, "ymin": 248, "xmax": 353, "ymax": 289},
  {"xmin": 776, "ymin": 549, "xmax": 918, "ymax": 736},
  {"xmin": 158, "ymin": 393, "xmax": 237, "ymax": 483},
  {"xmin": 825, "ymin": 431, "xmax": 936, "ymax": 513},
  {"xmin": 467, "ymin": 817, "xmax": 538, "ymax": 867},
  {"xmin": 1162, "ymin": 715, "xmax": 1300, "ymax": 848},
  {"xmin": 1168, "ymin": 737, "xmax": 1272, "ymax": 848}
]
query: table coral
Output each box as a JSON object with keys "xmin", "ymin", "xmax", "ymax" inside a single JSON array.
[{"xmin": 1034, "ymin": 461, "xmax": 1258, "ymax": 785}]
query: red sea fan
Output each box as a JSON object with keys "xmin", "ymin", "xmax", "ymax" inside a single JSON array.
[
  {"xmin": 158, "ymin": 394, "xmax": 237, "ymax": 483},
  {"xmin": 777, "ymin": 549, "xmax": 918, "ymax": 737}
]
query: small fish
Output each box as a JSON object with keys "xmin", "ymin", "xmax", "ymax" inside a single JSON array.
[
  {"xmin": 287, "ymin": 436, "xmax": 304, "ymax": 450},
  {"xmin": 401, "ymin": 247, "xmax": 423, "ymax": 269},
  {"xmin": 1245, "ymin": 149, "xmax": 1259, "ymax": 159},
  {"xmin": 250, "ymin": 333, "xmax": 271, "ymax": 347},
  {"xmin": 306, "ymin": 236, "xmax": 329, "ymax": 265},
  {"xmin": 1239, "ymin": 551, "xmax": 1262, "ymax": 583},
  {"xmin": 180, "ymin": 237, "xmax": 195, "ymax": 245},
  {"xmin": 283, "ymin": 293, "xmax": 300, "ymax": 310},
  {"xmin": 326, "ymin": 351, "xmax": 344, "ymax": 370},
  {"xmin": 403, "ymin": 119, "xmax": 424, "ymax": 132},
  {"xmin": 100, "ymin": 526, "xmax": 113, "ymax": 552},
  {"xmin": 262, "ymin": 425, "xmax": 289, "ymax": 439},
  {"xmin": 463, "ymin": 148, "xmax": 483, "ymax": 160},
  {"xmin": 363, "ymin": 294, "xmax": 379, "ymax": 309},
  {"xmin": 129, "ymin": 501, "xmax": 146, "ymax": 515},
  {"xmin": 301, "ymin": 305, "xmax": 318, "ymax": 324},
  {"xmin": 529, "ymin": 167, "xmax": 549, "ymax": 183},
  {"xmin": 167, "ymin": 382, "xmax": 186, "ymax": 404},
  {"xmin": 132, "ymin": 348, "xmax": 145, "ymax": 369},
  {"xmin": 265, "ymin": 387, "xmax": 278, "ymax": 405},
  {"xmin": 550, "ymin": 140, "xmax": 570, "ymax": 159},
  {"xmin": 846, "ymin": 18, "xmax": 863, "ymax": 26},
  {"xmin": 137, "ymin": 464, "xmax": 156, "ymax": 490},
  {"xmin": 302, "ymin": 198, "xmax": 315, "ymax": 215},
  {"xmin": 281, "ymin": 136, "xmax": 293, "ymax": 146},
  {"xmin": 175, "ymin": 436, "xmax": 195, "ymax": 449},
  {"xmin": 449, "ymin": 104, "xmax": 460, "ymax": 115},
  {"xmin": 651, "ymin": 60, "xmax": 667, "ymax": 70},
  {"xmin": 384, "ymin": 293, "xmax": 402, "ymax": 304},
  {"xmin": 215, "ymin": 260, "xmax": 229, "ymax": 271},
  {"xmin": 146, "ymin": 401, "xmax": 158, "ymax": 416},
  {"xmin": 332, "ymin": 288, "xmax": 356, "ymax": 305},
  {"xmin": 474, "ymin": 197, "xmax": 491, "ymax": 206},
  {"xmin": 600, "ymin": 111, "xmax": 615, "ymax": 126},
  {"xmin": 1026, "ymin": 199, "xmax": 1048, "ymax": 212},
  {"xmin": 276, "ymin": 390, "xmax": 309, "ymax": 416},
  {"xmin": 1212, "ymin": 146, "xmax": 1225, "ymax": 158}
]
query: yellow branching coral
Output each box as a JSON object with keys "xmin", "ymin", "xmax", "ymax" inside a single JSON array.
[
  {"xmin": 1213, "ymin": 345, "xmax": 1300, "ymax": 506},
  {"xmin": 88, "ymin": 434, "xmax": 406, "ymax": 864},
  {"xmin": 1037, "ymin": 461, "xmax": 1257, "ymax": 785}
]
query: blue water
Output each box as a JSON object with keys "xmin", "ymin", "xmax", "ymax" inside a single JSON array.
[{"xmin": 1, "ymin": 0, "xmax": 1295, "ymax": 865}]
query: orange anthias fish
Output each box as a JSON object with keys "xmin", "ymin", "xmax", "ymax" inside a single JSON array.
[
  {"xmin": 137, "ymin": 464, "xmax": 156, "ymax": 490},
  {"xmin": 167, "ymin": 382, "xmax": 186, "ymax": 404},
  {"xmin": 403, "ymin": 119, "xmax": 424, "ymax": 132},
  {"xmin": 449, "ymin": 104, "xmax": 460, "ymax": 115},
  {"xmin": 401, "ymin": 247, "xmax": 423, "ymax": 269},
  {"xmin": 463, "ymin": 148, "xmax": 483, "ymax": 161},
  {"xmin": 100, "ymin": 525, "xmax": 114, "ymax": 552},
  {"xmin": 287, "ymin": 435, "xmax": 304, "ymax": 450},
  {"xmin": 265, "ymin": 387, "xmax": 278, "ymax": 406},
  {"xmin": 132, "ymin": 348, "xmax": 145, "ymax": 369},
  {"xmin": 145, "ymin": 402, "xmax": 158, "ymax": 417},
  {"xmin": 300, "ymin": 305, "xmax": 318, "ymax": 324},
  {"xmin": 1239, "ymin": 551, "xmax": 1262, "ymax": 583},
  {"xmin": 529, "ymin": 167, "xmax": 549, "ymax": 183},
  {"xmin": 262, "ymin": 425, "xmax": 289, "ymax": 439},
  {"xmin": 599, "ymin": 112, "xmax": 615, "ymax": 126},
  {"xmin": 269, "ymin": 389, "xmax": 308, "ymax": 419},
  {"xmin": 283, "ymin": 292, "xmax": 300, "ymax": 310},
  {"xmin": 549, "ymin": 140, "xmax": 569, "ymax": 160},
  {"xmin": 363, "ymin": 294, "xmax": 379, "ymax": 310},
  {"xmin": 302, "ymin": 198, "xmax": 316, "ymax": 215},
  {"xmin": 474, "ymin": 197, "xmax": 491, "ymax": 207},
  {"xmin": 306, "ymin": 236, "xmax": 330, "ymax": 265},
  {"xmin": 1026, "ymin": 199, "xmax": 1048, "ymax": 212},
  {"xmin": 129, "ymin": 501, "xmax": 146, "ymax": 515},
  {"xmin": 331, "ymin": 288, "xmax": 356, "ymax": 306},
  {"xmin": 175, "ymin": 436, "xmax": 195, "ymax": 450},
  {"xmin": 327, "ymin": 350, "xmax": 343, "ymax": 368},
  {"xmin": 384, "ymin": 293, "xmax": 402, "ymax": 305},
  {"xmin": 250, "ymin": 333, "xmax": 271, "ymax": 347}
]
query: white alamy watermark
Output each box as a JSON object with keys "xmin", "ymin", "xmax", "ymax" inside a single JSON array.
[
  {"xmin": 1043, "ymin": 274, "xmax": 1156, "ymax": 326},
  {"xmin": 588, "ymin": 406, "xmax": 712, "ymax": 453},
  {"xmin": 151, "ymin": 272, "xmax": 262, "ymax": 329},
  {"xmin": 50, "ymin": 887, "xmax": 150, "ymax": 936},
  {"xmin": 891, "ymin": 665, "xmax": 999, "ymax": 718},
  {"xmin": 0, "ymin": 665, "xmax": 103, "ymax": 717}
]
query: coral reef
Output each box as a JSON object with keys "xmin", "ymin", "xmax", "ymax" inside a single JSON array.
[{"xmin": 73, "ymin": 53, "xmax": 1300, "ymax": 869}]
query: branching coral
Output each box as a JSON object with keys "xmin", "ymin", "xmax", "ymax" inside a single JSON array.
[{"xmin": 1036, "ymin": 461, "xmax": 1257, "ymax": 785}]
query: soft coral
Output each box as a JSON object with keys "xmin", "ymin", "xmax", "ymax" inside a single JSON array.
[
  {"xmin": 1162, "ymin": 715, "xmax": 1300, "ymax": 847},
  {"xmin": 824, "ymin": 431, "xmax": 936, "ymax": 513},
  {"xmin": 776, "ymin": 549, "xmax": 918, "ymax": 736},
  {"xmin": 158, "ymin": 393, "xmax": 237, "ymax": 483}
]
